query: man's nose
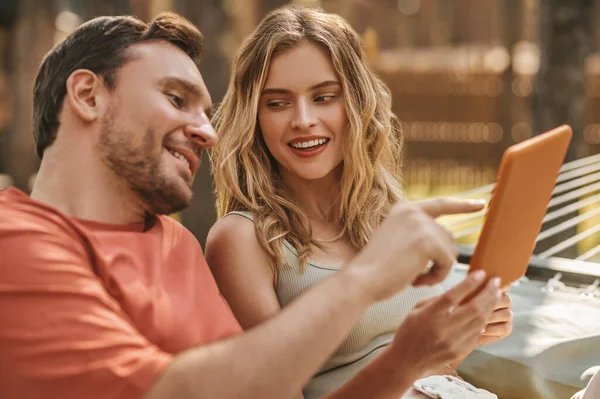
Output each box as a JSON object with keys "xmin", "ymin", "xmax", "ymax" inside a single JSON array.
[{"xmin": 184, "ymin": 120, "xmax": 218, "ymax": 149}]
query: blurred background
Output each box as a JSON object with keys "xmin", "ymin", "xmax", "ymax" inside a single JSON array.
[{"xmin": 0, "ymin": 0, "xmax": 599, "ymax": 255}]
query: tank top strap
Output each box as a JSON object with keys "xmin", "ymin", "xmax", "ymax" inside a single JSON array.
[{"xmin": 223, "ymin": 211, "xmax": 254, "ymax": 221}]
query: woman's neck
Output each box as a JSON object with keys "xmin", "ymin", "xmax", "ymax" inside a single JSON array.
[{"xmin": 280, "ymin": 165, "xmax": 342, "ymax": 223}]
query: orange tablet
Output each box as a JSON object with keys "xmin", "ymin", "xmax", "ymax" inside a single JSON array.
[{"xmin": 469, "ymin": 125, "xmax": 572, "ymax": 286}]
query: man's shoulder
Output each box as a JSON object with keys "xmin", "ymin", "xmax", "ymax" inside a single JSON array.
[
  {"xmin": 0, "ymin": 187, "xmax": 78, "ymax": 235},
  {"xmin": 0, "ymin": 187, "xmax": 33, "ymax": 215},
  {"xmin": 0, "ymin": 187, "xmax": 62, "ymax": 227},
  {"xmin": 155, "ymin": 214, "xmax": 207, "ymax": 256},
  {"xmin": 157, "ymin": 214, "xmax": 196, "ymax": 238},
  {"xmin": 0, "ymin": 189, "xmax": 91, "ymax": 275}
]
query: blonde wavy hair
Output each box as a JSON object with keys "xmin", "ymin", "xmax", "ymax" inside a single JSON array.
[{"xmin": 211, "ymin": 5, "xmax": 404, "ymax": 273}]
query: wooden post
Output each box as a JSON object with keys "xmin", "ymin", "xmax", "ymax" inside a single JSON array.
[
  {"xmin": 0, "ymin": 27, "xmax": 14, "ymax": 176},
  {"xmin": 4, "ymin": 0, "xmax": 54, "ymax": 191},
  {"xmin": 532, "ymin": 0, "xmax": 593, "ymax": 161},
  {"xmin": 531, "ymin": 0, "xmax": 594, "ymax": 258}
]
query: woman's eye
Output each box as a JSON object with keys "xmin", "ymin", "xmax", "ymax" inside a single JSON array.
[
  {"xmin": 267, "ymin": 101, "xmax": 287, "ymax": 109},
  {"xmin": 314, "ymin": 95, "xmax": 336, "ymax": 103}
]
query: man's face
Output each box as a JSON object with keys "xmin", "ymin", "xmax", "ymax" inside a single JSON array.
[{"xmin": 96, "ymin": 40, "xmax": 215, "ymax": 215}]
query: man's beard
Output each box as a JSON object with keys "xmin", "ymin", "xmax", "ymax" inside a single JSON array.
[{"xmin": 97, "ymin": 115, "xmax": 192, "ymax": 215}]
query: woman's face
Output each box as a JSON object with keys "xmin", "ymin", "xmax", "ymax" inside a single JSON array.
[{"xmin": 258, "ymin": 41, "xmax": 348, "ymax": 182}]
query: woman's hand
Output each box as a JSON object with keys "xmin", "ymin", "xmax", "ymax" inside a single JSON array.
[
  {"xmin": 447, "ymin": 287, "xmax": 514, "ymax": 369},
  {"xmin": 476, "ymin": 291, "xmax": 513, "ymax": 346},
  {"xmin": 388, "ymin": 271, "xmax": 502, "ymax": 377}
]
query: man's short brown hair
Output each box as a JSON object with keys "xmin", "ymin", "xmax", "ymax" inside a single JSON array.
[{"xmin": 32, "ymin": 12, "xmax": 203, "ymax": 158}]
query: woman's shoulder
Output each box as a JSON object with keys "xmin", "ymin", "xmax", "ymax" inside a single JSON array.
[
  {"xmin": 207, "ymin": 211, "xmax": 256, "ymax": 247},
  {"xmin": 205, "ymin": 211, "xmax": 275, "ymax": 278},
  {"xmin": 223, "ymin": 210, "xmax": 255, "ymax": 221}
]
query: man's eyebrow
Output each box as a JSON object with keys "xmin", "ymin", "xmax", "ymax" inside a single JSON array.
[
  {"xmin": 261, "ymin": 80, "xmax": 341, "ymax": 95},
  {"xmin": 160, "ymin": 76, "xmax": 205, "ymax": 99}
]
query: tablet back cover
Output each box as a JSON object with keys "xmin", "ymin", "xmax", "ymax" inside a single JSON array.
[{"xmin": 469, "ymin": 125, "xmax": 572, "ymax": 285}]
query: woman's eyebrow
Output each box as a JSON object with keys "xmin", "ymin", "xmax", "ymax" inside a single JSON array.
[{"xmin": 261, "ymin": 80, "xmax": 341, "ymax": 96}]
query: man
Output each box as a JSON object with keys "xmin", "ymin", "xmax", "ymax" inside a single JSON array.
[{"xmin": 0, "ymin": 12, "xmax": 505, "ymax": 399}]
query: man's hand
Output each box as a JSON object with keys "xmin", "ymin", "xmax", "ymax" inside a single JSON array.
[
  {"xmin": 476, "ymin": 291, "xmax": 513, "ymax": 346},
  {"xmin": 348, "ymin": 197, "xmax": 485, "ymax": 302},
  {"xmin": 388, "ymin": 270, "xmax": 502, "ymax": 378}
]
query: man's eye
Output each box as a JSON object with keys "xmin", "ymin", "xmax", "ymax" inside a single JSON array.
[{"xmin": 167, "ymin": 93, "xmax": 184, "ymax": 109}]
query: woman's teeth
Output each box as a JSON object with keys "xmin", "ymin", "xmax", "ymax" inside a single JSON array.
[
  {"xmin": 290, "ymin": 138, "xmax": 329, "ymax": 149},
  {"xmin": 168, "ymin": 149, "xmax": 190, "ymax": 169}
]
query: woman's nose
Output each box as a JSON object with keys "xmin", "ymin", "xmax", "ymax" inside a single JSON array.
[{"xmin": 290, "ymin": 100, "xmax": 317, "ymax": 131}]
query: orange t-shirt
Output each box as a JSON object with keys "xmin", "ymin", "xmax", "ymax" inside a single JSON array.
[{"xmin": 0, "ymin": 187, "xmax": 242, "ymax": 399}]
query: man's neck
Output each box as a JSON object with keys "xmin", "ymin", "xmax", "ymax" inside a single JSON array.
[{"xmin": 30, "ymin": 147, "xmax": 148, "ymax": 225}]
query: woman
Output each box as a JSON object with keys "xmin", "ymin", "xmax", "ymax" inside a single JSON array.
[{"xmin": 208, "ymin": 5, "xmax": 512, "ymax": 398}]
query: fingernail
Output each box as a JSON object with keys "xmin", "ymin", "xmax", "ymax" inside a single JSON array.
[
  {"xmin": 491, "ymin": 277, "xmax": 501, "ymax": 288},
  {"xmin": 472, "ymin": 270, "xmax": 485, "ymax": 281},
  {"xmin": 481, "ymin": 328, "xmax": 486, "ymax": 333}
]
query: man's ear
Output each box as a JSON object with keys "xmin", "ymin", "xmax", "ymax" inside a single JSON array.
[{"xmin": 65, "ymin": 69, "xmax": 106, "ymax": 122}]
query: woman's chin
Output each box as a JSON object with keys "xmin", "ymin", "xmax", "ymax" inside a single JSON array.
[{"xmin": 292, "ymin": 170, "xmax": 336, "ymax": 182}]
